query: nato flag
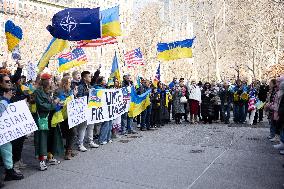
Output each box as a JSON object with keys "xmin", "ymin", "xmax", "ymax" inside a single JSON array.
[{"xmin": 47, "ymin": 8, "xmax": 101, "ymax": 41}]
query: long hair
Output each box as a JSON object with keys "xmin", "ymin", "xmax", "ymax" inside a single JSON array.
[{"xmin": 60, "ymin": 76, "xmax": 71, "ymax": 91}]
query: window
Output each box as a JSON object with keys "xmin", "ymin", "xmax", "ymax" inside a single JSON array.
[{"xmin": 0, "ymin": 0, "xmax": 3, "ymax": 11}]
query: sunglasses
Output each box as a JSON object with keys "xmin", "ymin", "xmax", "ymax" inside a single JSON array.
[{"xmin": 4, "ymin": 80, "xmax": 11, "ymax": 84}]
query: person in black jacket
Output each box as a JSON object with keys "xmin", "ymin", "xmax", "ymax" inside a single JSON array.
[
  {"xmin": 258, "ymin": 81, "xmax": 269, "ymax": 122},
  {"xmin": 220, "ymin": 82, "xmax": 233, "ymax": 124},
  {"xmin": 10, "ymin": 76, "xmax": 29, "ymax": 172},
  {"xmin": 201, "ymin": 82, "xmax": 214, "ymax": 124},
  {"xmin": 76, "ymin": 71, "xmax": 99, "ymax": 152}
]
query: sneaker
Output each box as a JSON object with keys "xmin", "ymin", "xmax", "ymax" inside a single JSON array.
[
  {"xmin": 19, "ymin": 159, "xmax": 27, "ymax": 169},
  {"xmin": 273, "ymin": 142, "xmax": 284, "ymax": 150},
  {"xmin": 39, "ymin": 161, "xmax": 47, "ymax": 171},
  {"xmin": 108, "ymin": 140, "xmax": 113, "ymax": 143},
  {"xmin": 47, "ymin": 158, "xmax": 61, "ymax": 165},
  {"xmin": 137, "ymin": 124, "xmax": 141, "ymax": 128},
  {"xmin": 78, "ymin": 144, "xmax": 88, "ymax": 152},
  {"xmin": 270, "ymin": 136, "xmax": 278, "ymax": 142},
  {"xmin": 128, "ymin": 130, "xmax": 138, "ymax": 134},
  {"xmin": 100, "ymin": 141, "xmax": 107, "ymax": 145},
  {"xmin": 280, "ymin": 150, "xmax": 284, "ymax": 155},
  {"xmin": 13, "ymin": 161, "xmax": 20, "ymax": 170},
  {"xmin": 89, "ymin": 142, "xmax": 99, "ymax": 148}
]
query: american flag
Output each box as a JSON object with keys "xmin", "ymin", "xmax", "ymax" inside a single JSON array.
[
  {"xmin": 58, "ymin": 48, "xmax": 87, "ymax": 62},
  {"xmin": 124, "ymin": 48, "xmax": 145, "ymax": 68},
  {"xmin": 58, "ymin": 51, "xmax": 72, "ymax": 59},
  {"xmin": 77, "ymin": 36, "xmax": 118, "ymax": 48}
]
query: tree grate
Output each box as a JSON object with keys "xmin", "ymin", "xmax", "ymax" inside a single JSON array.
[
  {"xmin": 118, "ymin": 140, "xmax": 130, "ymax": 143},
  {"xmin": 246, "ymin": 137, "xmax": 261, "ymax": 141},
  {"xmin": 127, "ymin": 135, "xmax": 142, "ymax": 139},
  {"xmin": 190, "ymin": 150, "xmax": 204, "ymax": 153}
]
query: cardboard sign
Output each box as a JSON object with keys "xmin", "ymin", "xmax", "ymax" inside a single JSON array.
[
  {"xmin": 67, "ymin": 96, "xmax": 87, "ymax": 128},
  {"xmin": 0, "ymin": 100, "xmax": 38, "ymax": 145}
]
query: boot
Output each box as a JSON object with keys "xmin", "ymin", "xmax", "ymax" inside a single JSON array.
[
  {"xmin": 4, "ymin": 168, "xmax": 24, "ymax": 181},
  {"xmin": 64, "ymin": 150, "xmax": 72, "ymax": 160}
]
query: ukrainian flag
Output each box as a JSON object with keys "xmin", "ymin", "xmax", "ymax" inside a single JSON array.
[
  {"xmin": 157, "ymin": 38, "xmax": 195, "ymax": 61},
  {"xmin": 109, "ymin": 52, "xmax": 121, "ymax": 82},
  {"xmin": 51, "ymin": 95, "xmax": 72, "ymax": 127},
  {"xmin": 5, "ymin": 20, "xmax": 23, "ymax": 52},
  {"xmin": 38, "ymin": 38, "xmax": 68, "ymax": 73},
  {"xmin": 101, "ymin": 6, "xmax": 122, "ymax": 37},
  {"xmin": 21, "ymin": 84, "xmax": 35, "ymax": 95},
  {"xmin": 128, "ymin": 86, "xmax": 151, "ymax": 118},
  {"xmin": 58, "ymin": 48, "xmax": 87, "ymax": 72}
]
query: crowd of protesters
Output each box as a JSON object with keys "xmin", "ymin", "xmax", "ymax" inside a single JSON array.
[{"xmin": 0, "ymin": 61, "xmax": 284, "ymax": 188}]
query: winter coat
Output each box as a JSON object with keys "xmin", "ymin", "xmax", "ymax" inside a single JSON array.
[
  {"xmin": 34, "ymin": 88, "xmax": 56, "ymax": 118},
  {"xmin": 219, "ymin": 88, "xmax": 232, "ymax": 105},
  {"xmin": 77, "ymin": 81, "xmax": 90, "ymax": 99},
  {"xmin": 172, "ymin": 86, "xmax": 185, "ymax": 114},
  {"xmin": 258, "ymin": 84, "xmax": 269, "ymax": 102},
  {"xmin": 201, "ymin": 89, "xmax": 214, "ymax": 117},
  {"xmin": 188, "ymin": 85, "xmax": 201, "ymax": 102}
]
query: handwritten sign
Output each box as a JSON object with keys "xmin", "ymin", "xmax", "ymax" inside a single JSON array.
[
  {"xmin": 87, "ymin": 87, "xmax": 130, "ymax": 124},
  {"xmin": 67, "ymin": 96, "xmax": 87, "ymax": 128},
  {"xmin": 0, "ymin": 100, "xmax": 38, "ymax": 145}
]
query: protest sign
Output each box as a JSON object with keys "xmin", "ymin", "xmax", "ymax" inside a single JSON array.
[
  {"xmin": 0, "ymin": 100, "xmax": 38, "ymax": 145},
  {"xmin": 87, "ymin": 87, "xmax": 131, "ymax": 124},
  {"xmin": 67, "ymin": 96, "xmax": 87, "ymax": 129},
  {"xmin": 26, "ymin": 61, "xmax": 37, "ymax": 81}
]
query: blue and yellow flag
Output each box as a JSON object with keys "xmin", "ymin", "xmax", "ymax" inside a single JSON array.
[
  {"xmin": 5, "ymin": 20, "xmax": 23, "ymax": 52},
  {"xmin": 109, "ymin": 52, "xmax": 121, "ymax": 82},
  {"xmin": 38, "ymin": 38, "xmax": 69, "ymax": 73},
  {"xmin": 51, "ymin": 95, "xmax": 72, "ymax": 127},
  {"xmin": 128, "ymin": 86, "xmax": 151, "ymax": 118},
  {"xmin": 21, "ymin": 84, "xmax": 35, "ymax": 95},
  {"xmin": 101, "ymin": 6, "xmax": 122, "ymax": 37},
  {"xmin": 157, "ymin": 38, "xmax": 195, "ymax": 61},
  {"xmin": 58, "ymin": 48, "xmax": 87, "ymax": 72}
]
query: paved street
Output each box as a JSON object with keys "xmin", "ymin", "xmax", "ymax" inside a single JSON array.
[{"xmin": 4, "ymin": 122, "xmax": 284, "ymax": 189}]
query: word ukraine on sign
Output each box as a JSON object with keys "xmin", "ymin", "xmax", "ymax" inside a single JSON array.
[
  {"xmin": 87, "ymin": 87, "xmax": 130, "ymax": 124},
  {"xmin": 0, "ymin": 100, "xmax": 38, "ymax": 145},
  {"xmin": 67, "ymin": 96, "xmax": 87, "ymax": 129}
]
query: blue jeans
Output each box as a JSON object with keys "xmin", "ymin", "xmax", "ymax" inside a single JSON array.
[
  {"xmin": 141, "ymin": 106, "xmax": 152, "ymax": 129},
  {"xmin": 99, "ymin": 121, "xmax": 112, "ymax": 143},
  {"xmin": 121, "ymin": 113, "xmax": 133, "ymax": 134},
  {"xmin": 0, "ymin": 142, "xmax": 13, "ymax": 169},
  {"xmin": 233, "ymin": 104, "xmax": 245, "ymax": 123},
  {"xmin": 221, "ymin": 104, "xmax": 231, "ymax": 123}
]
